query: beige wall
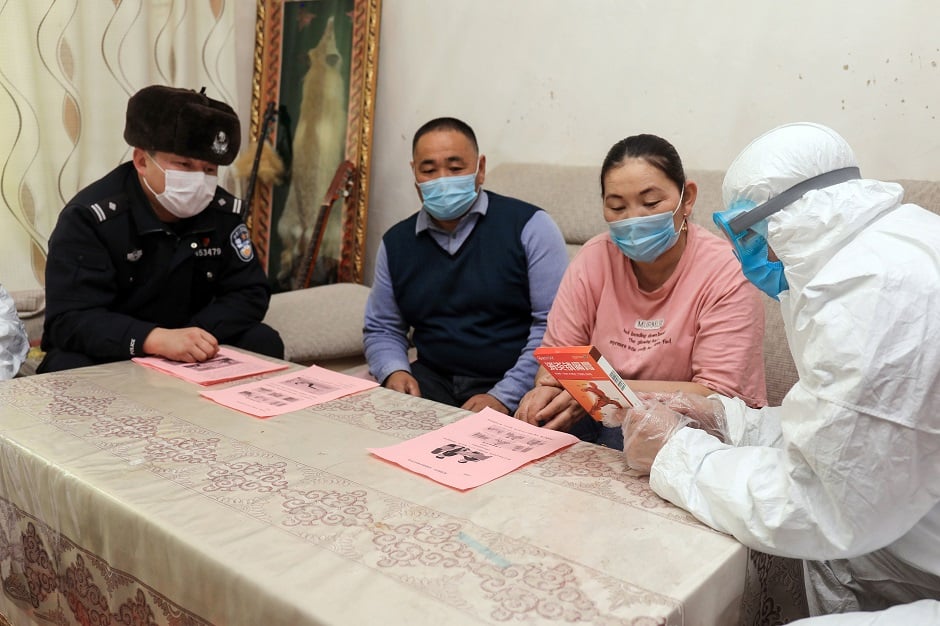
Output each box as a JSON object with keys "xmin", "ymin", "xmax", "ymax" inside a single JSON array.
[{"xmin": 236, "ymin": 1, "xmax": 940, "ymax": 285}]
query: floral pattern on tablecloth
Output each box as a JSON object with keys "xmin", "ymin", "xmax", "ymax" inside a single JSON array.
[
  {"xmin": 305, "ymin": 393, "xmax": 706, "ymax": 526},
  {"xmin": 0, "ymin": 372, "xmax": 808, "ymax": 624},
  {"xmin": 0, "ymin": 503, "xmax": 209, "ymax": 625},
  {"xmin": 0, "ymin": 375, "xmax": 693, "ymax": 625}
]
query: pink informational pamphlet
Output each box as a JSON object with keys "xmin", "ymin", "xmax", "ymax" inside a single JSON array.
[
  {"xmin": 368, "ymin": 408, "xmax": 579, "ymax": 490},
  {"xmin": 133, "ymin": 347, "xmax": 289, "ymax": 385},
  {"xmin": 199, "ymin": 365, "xmax": 379, "ymax": 418}
]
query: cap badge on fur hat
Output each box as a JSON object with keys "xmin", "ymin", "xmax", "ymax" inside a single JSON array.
[
  {"xmin": 211, "ymin": 131, "xmax": 230, "ymax": 156},
  {"xmin": 124, "ymin": 85, "xmax": 241, "ymax": 166}
]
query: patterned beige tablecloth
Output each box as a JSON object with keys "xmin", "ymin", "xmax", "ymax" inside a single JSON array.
[{"xmin": 0, "ymin": 361, "xmax": 806, "ymax": 625}]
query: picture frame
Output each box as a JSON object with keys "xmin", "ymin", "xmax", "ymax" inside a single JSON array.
[{"xmin": 246, "ymin": 0, "xmax": 380, "ymax": 290}]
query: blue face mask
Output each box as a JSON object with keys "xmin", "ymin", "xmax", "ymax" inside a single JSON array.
[
  {"xmin": 416, "ymin": 169, "xmax": 479, "ymax": 221},
  {"xmin": 713, "ymin": 200, "xmax": 788, "ymax": 299},
  {"xmin": 608, "ymin": 189, "xmax": 684, "ymax": 263}
]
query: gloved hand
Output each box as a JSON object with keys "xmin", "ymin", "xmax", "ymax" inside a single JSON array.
[{"xmin": 618, "ymin": 392, "xmax": 727, "ymax": 474}]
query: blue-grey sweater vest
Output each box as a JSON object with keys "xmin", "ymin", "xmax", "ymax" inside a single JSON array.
[{"xmin": 384, "ymin": 192, "xmax": 539, "ymax": 378}]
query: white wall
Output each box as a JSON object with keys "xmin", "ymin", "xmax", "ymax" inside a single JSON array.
[{"xmin": 240, "ymin": 1, "xmax": 940, "ymax": 285}]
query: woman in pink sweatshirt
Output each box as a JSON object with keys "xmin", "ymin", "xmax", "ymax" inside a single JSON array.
[{"xmin": 515, "ymin": 134, "xmax": 767, "ymax": 449}]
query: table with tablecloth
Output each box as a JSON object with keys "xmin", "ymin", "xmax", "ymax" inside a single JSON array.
[{"xmin": 0, "ymin": 360, "xmax": 806, "ymax": 625}]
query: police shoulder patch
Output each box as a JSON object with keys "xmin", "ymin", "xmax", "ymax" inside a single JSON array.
[
  {"xmin": 86, "ymin": 197, "xmax": 127, "ymax": 223},
  {"xmin": 230, "ymin": 223, "xmax": 254, "ymax": 263}
]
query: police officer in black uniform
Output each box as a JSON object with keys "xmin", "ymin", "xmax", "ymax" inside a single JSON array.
[{"xmin": 38, "ymin": 85, "xmax": 284, "ymax": 373}]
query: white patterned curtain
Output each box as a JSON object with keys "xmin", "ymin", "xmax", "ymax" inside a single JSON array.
[{"xmin": 0, "ymin": 0, "xmax": 239, "ymax": 291}]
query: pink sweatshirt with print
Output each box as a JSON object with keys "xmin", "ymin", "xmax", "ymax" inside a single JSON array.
[{"xmin": 543, "ymin": 224, "xmax": 767, "ymax": 408}]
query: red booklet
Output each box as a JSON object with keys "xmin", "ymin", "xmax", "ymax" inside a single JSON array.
[{"xmin": 533, "ymin": 345, "xmax": 643, "ymax": 422}]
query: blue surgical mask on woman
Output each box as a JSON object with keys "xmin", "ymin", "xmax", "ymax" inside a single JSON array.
[
  {"xmin": 416, "ymin": 169, "xmax": 479, "ymax": 221},
  {"xmin": 608, "ymin": 188, "xmax": 685, "ymax": 263}
]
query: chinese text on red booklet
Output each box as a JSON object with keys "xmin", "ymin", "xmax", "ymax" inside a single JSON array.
[{"xmin": 533, "ymin": 345, "xmax": 643, "ymax": 421}]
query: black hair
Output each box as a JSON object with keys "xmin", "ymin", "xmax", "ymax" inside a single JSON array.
[
  {"xmin": 412, "ymin": 117, "xmax": 478, "ymax": 155},
  {"xmin": 600, "ymin": 134, "xmax": 686, "ymax": 196}
]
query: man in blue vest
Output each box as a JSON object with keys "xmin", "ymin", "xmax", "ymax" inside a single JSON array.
[{"xmin": 363, "ymin": 117, "xmax": 568, "ymax": 414}]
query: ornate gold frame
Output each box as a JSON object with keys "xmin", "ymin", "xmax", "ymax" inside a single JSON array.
[{"xmin": 247, "ymin": 0, "xmax": 380, "ymax": 286}]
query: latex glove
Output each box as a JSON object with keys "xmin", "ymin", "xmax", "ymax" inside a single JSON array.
[
  {"xmin": 600, "ymin": 390, "xmax": 683, "ymax": 428},
  {"xmin": 600, "ymin": 391, "xmax": 657, "ymax": 428},
  {"xmin": 621, "ymin": 402, "xmax": 694, "ymax": 474},
  {"xmin": 657, "ymin": 392, "xmax": 727, "ymax": 442},
  {"xmin": 609, "ymin": 391, "xmax": 727, "ymax": 439},
  {"xmin": 620, "ymin": 392, "xmax": 727, "ymax": 474}
]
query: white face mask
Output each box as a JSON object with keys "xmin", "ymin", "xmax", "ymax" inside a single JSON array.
[{"xmin": 143, "ymin": 154, "xmax": 217, "ymax": 219}]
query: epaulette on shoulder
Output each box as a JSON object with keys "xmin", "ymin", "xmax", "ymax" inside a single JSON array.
[
  {"xmin": 209, "ymin": 189, "xmax": 244, "ymax": 217},
  {"xmin": 85, "ymin": 196, "xmax": 129, "ymax": 223}
]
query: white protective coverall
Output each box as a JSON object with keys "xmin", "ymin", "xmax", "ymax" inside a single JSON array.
[
  {"xmin": 0, "ymin": 284, "xmax": 28, "ymax": 379},
  {"xmin": 647, "ymin": 123, "xmax": 940, "ymax": 616}
]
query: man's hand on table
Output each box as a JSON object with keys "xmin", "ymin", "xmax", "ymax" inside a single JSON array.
[
  {"xmin": 384, "ymin": 370, "xmax": 421, "ymax": 396},
  {"xmin": 462, "ymin": 394, "xmax": 509, "ymax": 414},
  {"xmin": 143, "ymin": 327, "xmax": 219, "ymax": 363}
]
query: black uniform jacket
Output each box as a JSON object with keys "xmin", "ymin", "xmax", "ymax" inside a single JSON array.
[{"xmin": 42, "ymin": 162, "xmax": 271, "ymax": 360}]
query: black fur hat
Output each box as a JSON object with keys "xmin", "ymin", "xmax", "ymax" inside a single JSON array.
[{"xmin": 124, "ymin": 85, "xmax": 241, "ymax": 165}]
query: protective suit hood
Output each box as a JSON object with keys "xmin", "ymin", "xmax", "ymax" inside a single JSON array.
[{"xmin": 721, "ymin": 123, "xmax": 904, "ymax": 295}]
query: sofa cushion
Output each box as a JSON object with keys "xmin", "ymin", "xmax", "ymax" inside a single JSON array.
[
  {"xmin": 762, "ymin": 299, "xmax": 798, "ymax": 405},
  {"xmin": 895, "ymin": 178, "xmax": 940, "ymax": 212},
  {"xmin": 263, "ymin": 282, "xmax": 371, "ymax": 366},
  {"xmin": 485, "ymin": 163, "xmax": 606, "ymax": 260}
]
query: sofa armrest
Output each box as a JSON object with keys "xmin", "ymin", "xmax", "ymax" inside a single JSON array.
[{"xmin": 263, "ymin": 282, "xmax": 371, "ymax": 366}]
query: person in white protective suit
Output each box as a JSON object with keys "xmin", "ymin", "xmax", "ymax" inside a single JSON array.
[
  {"xmin": 616, "ymin": 123, "xmax": 940, "ymax": 622},
  {"xmin": 0, "ymin": 284, "xmax": 28, "ymax": 379}
]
